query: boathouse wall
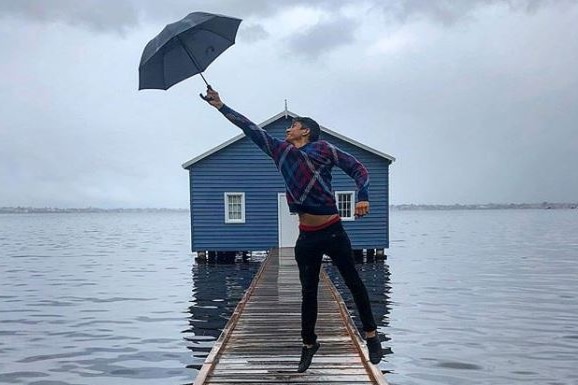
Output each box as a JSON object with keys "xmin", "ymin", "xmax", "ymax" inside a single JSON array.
[{"xmin": 183, "ymin": 111, "xmax": 394, "ymax": 253}]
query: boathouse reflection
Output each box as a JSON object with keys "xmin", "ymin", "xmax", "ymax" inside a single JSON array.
[
  {"xmin": 184, "ymin": 255, "xmax": 392, "ymax": 366},
  {"xmin": 183, "ymin": 261, "xmax": 261, "ymax": 364}
]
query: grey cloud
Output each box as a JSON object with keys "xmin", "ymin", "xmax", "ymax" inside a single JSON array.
[
  {"xmin": 239, "ymin": 23, "xmax": 269, "ymax": 43},
  {"xmin": 0, "ymin": 0, "xmax": 140, "ymax": 34},
  {"xmin": 0, "ymin": 0, "xmax": 340, "ymax": 32},
  {"xmin": 374, "ymin": 0, "xmax": 578, "ymax": 25},
  {"xmin": 2, "ymin": 0, "xmax": 576, "ymax": 36},
  {"xmin": 1, "ymin": 0, "xmax": 577, "ymax": 207},
  {"xmin": 284, "ymin": 16, "xmax": 359, "ymax": 60}
]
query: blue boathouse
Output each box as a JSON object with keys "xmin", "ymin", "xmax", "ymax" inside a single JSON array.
[{"xmin": 182, "ymin": 110, "xmax": 395, "ymax": 261}]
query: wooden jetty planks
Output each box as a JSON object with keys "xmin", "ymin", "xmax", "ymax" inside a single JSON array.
[{"xmin": 193, "ymin": 247, "xmax": 387, "ymax": 385}]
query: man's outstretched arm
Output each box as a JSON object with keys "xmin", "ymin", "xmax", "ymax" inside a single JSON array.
[{"xmin": 201, "ymin": 87, "xmax": 287, "ymax": 159}]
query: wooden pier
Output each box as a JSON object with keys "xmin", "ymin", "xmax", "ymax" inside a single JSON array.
[{"xmin": 193, "ymin": 247, "xmax": 388, "ymax": 385}]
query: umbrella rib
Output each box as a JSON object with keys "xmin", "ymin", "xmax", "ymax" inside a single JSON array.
[
  {"xmin": 175, "ymin": 35, "xmax": 202, "ymax": 71},
  {"xmin": 175, "ymin": 34, "xmax": 209, "ymax": 86},
  {"xmin": 194, "ymin": 26, "xmax": 237, "ymax": 44}
]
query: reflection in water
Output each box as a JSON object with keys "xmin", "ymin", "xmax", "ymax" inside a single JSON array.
[
  {"xmin": 183, "ymin": 260, "xmax": 263, "ymax": 371},
  {"xmin": 3, "ymin": 210, "xmax": 576, "ymax": 384},
  {"xmin": 183, "ymin": 255, "xmax": 392, "ymax": 375}
]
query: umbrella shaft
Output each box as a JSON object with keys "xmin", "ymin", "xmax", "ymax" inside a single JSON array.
[
  {"xmin": 176, "ymin": 35, "xmax": 209, "ymax": 87},
  {"xmin": 198, "ymin": 72, "xmax": 209, "ymax": 87}
]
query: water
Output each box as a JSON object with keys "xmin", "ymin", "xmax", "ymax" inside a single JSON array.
[
  {"xmin": 1, "ymin": 210, "xmax": 577, "ymax": 384},
  {"xmin": 0, "ymin": 213, "xmax": 261, "ymax": 385},
  {"xmin": 382, "ymin": 209, "xmax": 578, "ymax": 385}
]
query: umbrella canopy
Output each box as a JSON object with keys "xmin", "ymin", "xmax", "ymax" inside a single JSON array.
[{"xmin": 139, "ymin": 12, "xmax": 242, "ymax": 90}]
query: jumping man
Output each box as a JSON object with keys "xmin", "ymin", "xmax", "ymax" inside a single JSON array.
[{"xmin": 201, "ymin": 87, "xmax": 383, "ymax": 372}]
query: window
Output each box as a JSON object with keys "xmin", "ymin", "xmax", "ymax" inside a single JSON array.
[
  {"xmin": 335, "ymin": 191, "xmax": 355, "ymax": 221},
  {"xmin": 224, "ymin": 192, "xmax": 245, "ymax": 223}
]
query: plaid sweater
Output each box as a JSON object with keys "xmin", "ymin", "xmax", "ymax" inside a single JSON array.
[{"xmin": 220, "ymin": 105, "xmax": 369, "ymax": 215}]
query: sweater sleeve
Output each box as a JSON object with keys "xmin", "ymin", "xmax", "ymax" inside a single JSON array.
[
  {"xmin": 219, "ymin": 104, "xmax": 287, "ymax": 159},
  {"xmin": 329, "ymin": 143, "xmax": 370, "ymax": 201}
]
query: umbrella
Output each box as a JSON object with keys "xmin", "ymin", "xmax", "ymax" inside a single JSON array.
[{"xmin": 138, "ymin": 12, "xmax": 242, "ymax": 90}]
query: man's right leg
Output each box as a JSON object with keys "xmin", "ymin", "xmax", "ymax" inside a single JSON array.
[
  {"xmin": 294, "ymin": 232, "xmax": 323, "ymax": 345},
  {"xmin": 294, "ymin": 232, "xmax": 323, "ymax": 372}
]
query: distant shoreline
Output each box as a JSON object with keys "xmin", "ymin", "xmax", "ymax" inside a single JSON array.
[
  {"xmin": 0, "ymin": 207, "xmax": 189, "ymax": 214},
  {"xmin": 391, "ymin": 203, "xmax": 578, "ymax": 211},
  {"xmin": 1, "ymin": 203, "xmax": 577, "ymax": 214}
]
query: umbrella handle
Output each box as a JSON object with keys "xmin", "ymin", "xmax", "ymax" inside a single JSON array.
[
  {"xmin": 199, "ymin": 85, "xmax": 214, "ymax": 102},
  {"xmin": 200, "ymin": 93, "xmax": 212, "ymax": 102}
]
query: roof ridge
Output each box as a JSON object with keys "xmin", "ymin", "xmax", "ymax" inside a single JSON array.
[{"xmin": 182, "ymin": 110, "xmax": 395, "ymax": 169}]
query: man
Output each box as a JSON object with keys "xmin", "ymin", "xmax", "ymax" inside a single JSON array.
[{"xmin": 201, "ymin": 87, "xmax": 383, "ymax": 372}]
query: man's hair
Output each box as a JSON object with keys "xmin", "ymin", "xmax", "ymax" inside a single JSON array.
[{"xmin": 293, "ymin": 117, "xmax": 321, "ymax": 142}]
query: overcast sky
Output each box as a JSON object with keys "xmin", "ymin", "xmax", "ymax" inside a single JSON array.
[{"xmin": 1, "ymin": 0, "xmax": 577, "ymax": 208}]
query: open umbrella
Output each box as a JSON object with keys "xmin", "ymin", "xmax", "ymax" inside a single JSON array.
[{"xmin": 138, "ymin": 12, "xmax": 242, "ymax": 90}]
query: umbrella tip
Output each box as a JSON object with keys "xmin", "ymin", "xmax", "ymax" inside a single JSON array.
[{"xmin": 284, "ymin": 99, "xmax": 288, "ymax": 118}]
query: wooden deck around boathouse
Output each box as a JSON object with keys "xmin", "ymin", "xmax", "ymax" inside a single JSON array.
[{"xmin": 193, "ymin": 247, "xmax": 388, "ymax": 385}]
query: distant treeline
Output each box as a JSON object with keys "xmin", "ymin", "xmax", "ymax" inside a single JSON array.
[
  {"xmin": 0, "ymin": 207, "xmax": 189, "ymax": 214},
  {"xmin": 1, "ymin": 203, "xmax": 577, "ymax": 214},
  {"xmin": 391, "ymin": 202, "xmax": 578, "ymax": 210}
]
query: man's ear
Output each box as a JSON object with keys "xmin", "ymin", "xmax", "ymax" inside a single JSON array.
[{"xmin": 302, "ymin": 128, "xmax": 310, "ymax": 137}]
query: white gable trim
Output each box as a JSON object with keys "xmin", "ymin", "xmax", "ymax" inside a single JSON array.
[
  {"xmin": 182, "ymin": 133, "xmax": 244, "ymax": 169},
  {"xmin": 321, "ymin": 126, "xmax": 396, "ymax": 162},
  {"xmin": 182, "ymin": 110, "xmax": 395, "ymax": 169}
]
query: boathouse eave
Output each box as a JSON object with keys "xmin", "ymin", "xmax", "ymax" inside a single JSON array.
[{"xmin": 181, "ymin": 109, "xmax": 396, "ymax": 169}]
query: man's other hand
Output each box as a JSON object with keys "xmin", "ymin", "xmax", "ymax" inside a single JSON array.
[{"xmin": 355, "ymin": 201, "xmax": 369, "ymax": 218}]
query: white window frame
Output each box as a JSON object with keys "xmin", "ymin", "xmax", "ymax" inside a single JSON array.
[
  {"xmin": 335, "ymin": 191, "xmax": 355, "ymax": 221},
  {"xmin": 224, "ymin": 192, "xmax": 245, "ymax": 223}
]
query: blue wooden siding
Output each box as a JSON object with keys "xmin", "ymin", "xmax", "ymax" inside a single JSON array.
[
  {"xmin": 186, "ymin": 115, "xmax": 391, "ymax": 252},
  {"xmin": 188, "ymin": 116, "xmax": 290, "ymax": 251}
]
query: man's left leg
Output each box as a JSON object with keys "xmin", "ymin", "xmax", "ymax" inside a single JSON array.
[{"xmin": 325, "ymin": 225, "xmax": 384, "ymax": 364}]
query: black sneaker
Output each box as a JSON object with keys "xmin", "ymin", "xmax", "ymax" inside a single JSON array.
[
  {"xmin": 297, "ymin": 342, "xmax": 320, "ymax": 373},
  {"xmin": 366, "ymin": 335, "xmax": 383, "ymax": 364}
]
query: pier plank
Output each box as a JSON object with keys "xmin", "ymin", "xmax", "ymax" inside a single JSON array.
[{"xmin": 193, "ymin": 248, "xmax": 387, "ymax": 385}]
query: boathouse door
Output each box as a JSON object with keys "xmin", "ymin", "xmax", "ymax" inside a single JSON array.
[{"xmin": 278, "ymin": 193, "xmax": 299, "ymax": 248}]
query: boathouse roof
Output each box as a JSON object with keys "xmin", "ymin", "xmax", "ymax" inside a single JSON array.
[{"xmin": 182, "ymin": 110, "xmax": 396, "ymax": 169}]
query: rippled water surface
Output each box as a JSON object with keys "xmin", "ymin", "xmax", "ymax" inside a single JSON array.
[
  {"xmin": 381, "ymin": 209, "xmax": 578, "ymax": 385},
  {"xmin": 0, "ymin": 213, "xmax": 260, "ymax": 385},
  {"xmin": 1, "ymin": 209, "xmax": 577, "ymax": 384}
]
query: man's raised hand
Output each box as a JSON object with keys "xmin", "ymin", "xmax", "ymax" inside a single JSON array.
[{"xmin": 200, "ymin": 86, "xmax": 224, "ymax": 109}]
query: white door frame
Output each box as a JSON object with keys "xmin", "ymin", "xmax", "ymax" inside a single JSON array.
[{"xmin": 277, "ymin": 193, "xmax": 299, "ymax": 248}]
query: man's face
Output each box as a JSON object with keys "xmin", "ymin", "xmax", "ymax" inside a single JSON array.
[{"xmin": 285, "ymin": 121, "xmax": 308, "ymax": 144}]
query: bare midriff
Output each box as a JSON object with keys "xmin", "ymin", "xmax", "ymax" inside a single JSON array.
[{"xmin": 298, "ymin": 213, "xmax": 340, "ymax": 227}]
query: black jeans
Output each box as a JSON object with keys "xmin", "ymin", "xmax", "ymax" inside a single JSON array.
[{"xmin": 294, "ymin": 220, "xmax": 377, "ymax": 345}]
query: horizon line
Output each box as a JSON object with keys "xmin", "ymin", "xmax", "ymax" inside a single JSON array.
[{"xmin": 1, "ymin": 201, "xmax": 577, "ymax": 212}]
